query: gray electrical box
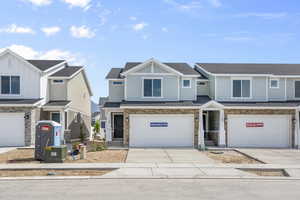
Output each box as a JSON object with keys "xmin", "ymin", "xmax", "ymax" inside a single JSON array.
[{"xmin": 35, "ymin": 121, "xmax": 63, "ymax": 161}]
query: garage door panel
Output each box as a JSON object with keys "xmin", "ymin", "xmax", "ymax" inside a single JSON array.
[
  {"xmin": 129, "ymin": 114, "xmax": 194, "ymax": 147},
  {"xmin": 0, "ymin": 113, "xmax": 25, "ymax": 147},
  {"xmin": 228, "ymin": 115, "xmax": 291, "ymax": 148}
]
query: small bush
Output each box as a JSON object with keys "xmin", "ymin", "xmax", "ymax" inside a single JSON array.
[{"xmin": 96, "ymin": 143, "xmax": 107, "ymax": 151}]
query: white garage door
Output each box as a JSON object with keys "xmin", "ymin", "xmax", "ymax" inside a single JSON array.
[
  {"xmin": 129, "ymin": 114, "xmax": 194, "ymax": 147},
  {"xmin": 0, "ymin": 113, "xmax": 25, "ymax": 147},
  {"xmin": 228, "ymin": 115, "xmax": 291, "ymax": 148}
]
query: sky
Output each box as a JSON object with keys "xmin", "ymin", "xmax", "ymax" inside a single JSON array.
[{"xmin": 1, "ymin": 0, "xmax": 300, "ymax": 102}]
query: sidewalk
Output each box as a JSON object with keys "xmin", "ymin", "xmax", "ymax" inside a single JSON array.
[{"xmin": 1, "ymin": 163, "xmax": 300, "ymax": 179}]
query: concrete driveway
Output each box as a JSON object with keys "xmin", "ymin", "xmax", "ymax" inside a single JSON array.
[
  {"xmin": 126, "ymin": 148, "xmax": 215, "ymax": 163},
  {"xmin": 237, "ymin": 148, "xmax": 300, "ymax": 164}
]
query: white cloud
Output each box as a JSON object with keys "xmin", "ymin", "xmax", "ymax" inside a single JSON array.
[
  {"xmin": 224, "ymin": 36, "xmax": 254, "ymax": 41},
  {"xmin": 162, "ymin": 27, "xmax": 168, "ymax": 32},
  {"xmin": 164, "ymin": 0, "xmax": 201, "ymax": 11},
  {"xmin": 70, "ymin": 25, "xmax": 95, "ymax": 38},
  {"xmin": 62, "ymin": 0, "xmax": 91, "ymax": 10},
  {"xmin": 0, "ymin": 44, "xmax": 84, "ymax": 65},
  {"xmin": 208, "ymin": 0, "xmax": 221, "ymax": 8},
  {"xmin": 129, "ymin": 16, "xmax": 137, "ymax": 21},
  {"xmin": 22, "ymin": 0, "xmax": 52, "ymax": 6},
  {"xmin": 0, "ymin": 24, "xmax": 35, "ymax": 34},
  {"xmin": 41, "ymin": 26, "xmax": 61, "ymax": 36},
  {"xmin": 98, "ymin": 9, "xmax": 112, "ymax": 26},
  {"xmin": 133, "ymin": 22, "xmax": 148, "ymax": 31},
  {"xmin": 236, "ymin": 12, "xmax": 287, "ymax": 19}
]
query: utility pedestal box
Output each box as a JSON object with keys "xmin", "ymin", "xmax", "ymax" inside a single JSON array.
[{"xmin": 44, "ymin": 145, "xmax": 67, "ymax": 163}]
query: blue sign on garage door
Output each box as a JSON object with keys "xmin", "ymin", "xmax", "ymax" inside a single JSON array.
[{"xmin": 150, "ymin": 122, "xmax": 168, "ymax": 127}]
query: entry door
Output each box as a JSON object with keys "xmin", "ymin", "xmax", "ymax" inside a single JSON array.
[{"xmin": 113, "ymin": 115, "xmax": 124, "ymax": 138}]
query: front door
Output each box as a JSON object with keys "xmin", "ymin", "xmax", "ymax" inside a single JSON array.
[{"xmin": 113, "ymin": 115, "xmax": 124, "ymax": 139}]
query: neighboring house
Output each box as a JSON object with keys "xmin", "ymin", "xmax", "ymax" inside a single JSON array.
[
  {"xmin": 0, "ymin": 49, "xmax": 92, "ymax": 147},
  {"xmin": 102, "ymin": 58, "xmax": 300, "ymax": 149}
]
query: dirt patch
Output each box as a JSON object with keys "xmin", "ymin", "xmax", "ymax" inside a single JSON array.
[
  {"xmin": 204, "ymin": 150, "xmax": 262, "ymax": 164},
  {"xmin": 0, "ymin": 149, "xmax": 128, "ymax": 164},
  {"xmin": 0, "ymin": 169, "xmax": 114, "ymax": 177},
  {"xmin": 239, "ymin": 169, "xmax": 288, "ymax": 177}
]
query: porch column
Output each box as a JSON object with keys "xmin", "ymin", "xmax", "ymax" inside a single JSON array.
[
  {"xmin": 105, "ymin": 111, "xmax": 112, "ymax": 142},
  {"xmin": 295, "ymin": 109, "xmax": 300, "ymax": 149},
  {"xmin": 60, "ymin": 109, "xmax": 65, "ymax": 134},
  {"xmin": 218, "ymin": 109, "xmax": 226, "ymax": 147},
  {"xmin": 198, "ymin": 109, "xmax": 205, "ymax": 150}
]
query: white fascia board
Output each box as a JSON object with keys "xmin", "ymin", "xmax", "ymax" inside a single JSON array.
[
  {"xmin": 107, "ymin": 79, "xmax": 124, "ymax": 81},
  {"xmin": 200, "ymin": 100, "xmax": 224, "ymax": 109},
  {"xmin": 43, "ymin": 61, "xmax": 67, "ymax": 73}
]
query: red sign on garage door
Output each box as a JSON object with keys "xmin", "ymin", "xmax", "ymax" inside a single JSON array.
[{"xmin": 246, "ymin": 122, "xmax": 264, "ymax": 128}]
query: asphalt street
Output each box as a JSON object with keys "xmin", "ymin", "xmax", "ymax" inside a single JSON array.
[{"xmin": 0, "ymin": 178, "xmax": 300, "ymax": 200}]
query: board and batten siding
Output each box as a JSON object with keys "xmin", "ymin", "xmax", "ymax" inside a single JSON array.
[
  {"xmin": 215, "ymin": 76, "xmax": 267, "ymax": 101},
  {"xmin": 49, "ymin": 79, "xmax": 68, "ymax": 101},
  {"xmin": 268, "ymin": 78, "xmax": 286, "ymax": 101},
  {"xmin": 108, "ymin": 80, "xmax": 125, "ymax": 102},
  {"xmin": 197, "ymin": 81, "xmax": 210, "ymax": 96},
  {"xmin": 179, "ymin": 77, "xmax": 197, "ymax": 100},
  {"xmin": 0, "ymin": 53, "xmax": 41, "ymax": 99}
]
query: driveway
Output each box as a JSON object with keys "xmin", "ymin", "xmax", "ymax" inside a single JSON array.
[
  {"xmin": 237, "ymin": 148, "xmax": 300, "ymax": 164},
  {"xmin": 126, "ymin": 148, "xmax": 215, "ymax": 163}
]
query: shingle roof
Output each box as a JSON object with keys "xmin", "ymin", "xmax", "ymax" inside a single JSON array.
[
  {"xmin": 43, "ymin": 101, "xmax": 71, "ymax": 107},
  {"xmin": 105, "ymin": 68, "xmax": 123, "ymax": 79},
  {"xmin": 196, "ymin": 63, "xmax": 300, "ymax": 75},
  {"xmin": 0, "ymin": 99, "xmax": 42, "ymax": 105},
  {"xmin": 27, "ymin": 60, "xmax": 65, "ymax": 71},
  {"xmin": 50, "ymin": 66, "xmax": 82, "ymax": 77},
  {"xmin": 123, "ymin": 62, "xmax": 199, "ymax": 75}
]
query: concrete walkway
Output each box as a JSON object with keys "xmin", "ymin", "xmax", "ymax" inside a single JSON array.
[
  {"xmin": 126, "ymin": 148, "xmax": 216, "ymax": 163},
  {"xmin": 237, "ymin": 149, "xmax": 300, "ymax": 164}
]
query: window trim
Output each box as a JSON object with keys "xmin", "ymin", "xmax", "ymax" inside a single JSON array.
[
  {"xmin": 0, "ymin": 75, "xmax": 21, "ymax": 96},
  {"xmin": 142, "ymin": 77, "xmax": 163, "ymax": 98},
  {"xmin": 270, "ymin": 78, "xmax": 279, "ymax": 89},
  {"xmin": 52, "ymin": 79, "xmax": 64, "ymax": 84},
  {"xmin": 182, "ymin": 78, "xmax": 192, "ymax": 88},
  {"xmin": 231, "ymin": 77, "xmax": 252, "ymax": 99}
]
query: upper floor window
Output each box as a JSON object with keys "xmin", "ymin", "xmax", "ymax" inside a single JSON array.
[
  {"xmin": 143, "ymin": 78, "xmax": 162, "ymax": 97},
  {"xmin": 182, "ymin": 79, "xmax": 191, "ymax": 88},
  {"xmin": 52, "ymin": 80, "xmax": 64, "ymax": 84},
  {"xmin": 1, "ymin": 76, "xmax": 20, "ymax": 95},
  {"xmin": 270, "ymin": 79, "xmax": 279, "ymax": 89},
  {"xmin": 232, "ymin": 79, "xmax": 251, "ymax": 98},
  {"xmin": 113, "ymin": 81, "xmax": 123, "ymax": 85},
  {"xmin": 197, "ymin": 81, "xmax": 206, "ymax": 86}
]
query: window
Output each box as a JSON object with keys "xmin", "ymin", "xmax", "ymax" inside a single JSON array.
[
  {"xmin": 182, "ymin": 79, "xmax": 191, "ymax": 88},
  {"xmin": 197, "ymin": 82, "xmax": 206, "ymax": 86},
  {"xmin": 113, "ymin": 81, "xmax": 123, "ymax": 85},
  {"xmin": 295, "ymin": 81, "xmax": 300, "ymax": 98},
  {"xmin": 232, "ymin": 79, "xmax": 251, "ymax": 98},
  {"xmin": 1, "ymin": 76, "xmax": 20, "ymax": 95},
  {"xmin": 143, "ymin": 78, "xmax": 162, "ymax": 97},
  {"xmin": 101, "ymin": 121, "xmax": 106, "ymax": 129},
  {"xmin": 51, "ymin": 112, "xmax": 60, "ymax": 123},
  {"xmin": 270, "ymin": 79, "xmax": 279, "ymax": 88},
  {"xmin": 52, "ymin": 80, "xmax": 64, "ymax": 84}
]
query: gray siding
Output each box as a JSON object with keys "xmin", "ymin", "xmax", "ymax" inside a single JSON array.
[
  {"xmin": 197, "ymin": 81, "xmax": 210, "ymax": 96},
  {"xmin": 216, "ymin": 76, "xmax": 267, "ymax": 101},
  {"xmin": 108, "ymin": 80, "xmax": 125, "ymax": 102},
  {"xmin": 126, "ymin": 75, "xmax": 179, "ymax": 101},
  {"xmin": 180, "ymin": 78, "xmax": 197, "ymax": 100},
  {"xmin": 49, "ymin": 80, "xmax": 67, "ymax": 100},
  {"xmin": 268, "ymin": 78, "xmax": 286, "ymax": 101}
]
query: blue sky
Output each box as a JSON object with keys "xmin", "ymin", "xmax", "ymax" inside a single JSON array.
[{"xmin": 1, "ymin": 0, "xmax": 300, "ymax": 102}]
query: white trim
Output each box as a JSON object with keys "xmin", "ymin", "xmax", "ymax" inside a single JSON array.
[
  {"xmin": 177, "ymin": 77, "xmax": 180, "ymax": 100},
  {"xmin": 231, "ymin": 77, "xmax": 252, "ymax": 99},
  {"xmin": 182, "ymin": 78, "xmax": 191, "ymax": 88},
  {"xmin": 201, "ymin": 100, "xmax": 224, "ymax": 109},
  {"xmin": 224, "ymin": 106, "xmax": 296, "ymax": 109},
  {"xmin": 124, "ymin": 77, "xmax": 128, "ymax": 100},
  {"xmin": 142, "ymin": 77, "xmax": 163, "ymax": 98},
  {"xmin": 43, "ymin": 61, "xmax": 67, "ymax": 73},
  {"xmin": 130, "ymin": 73, "xmax": 175, "ymax": 76},
  {"xmin": 285, "ymin": 78, "xmax": 287, "ymax": 101},
  {"xmin": 266, "ymin": 78, "xmax": 269, "ymax": 101},
  {"xmin": 107, "ymin": 79, "xmax": 124, "ymax": 81},
  {"xmin": 120, "ymin": 106, "xmax": 198, "ymax": 109},
  {"xmin": 121, "ymin": 58, "xmax": 184, "ymax": 76},
  {"xmin": 214, "ymin": 77, "xmax": 217, "ymax": 100},
  {"xmin": 269, "ymin": 78, "xmax": 279, "ymax": 89}
]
